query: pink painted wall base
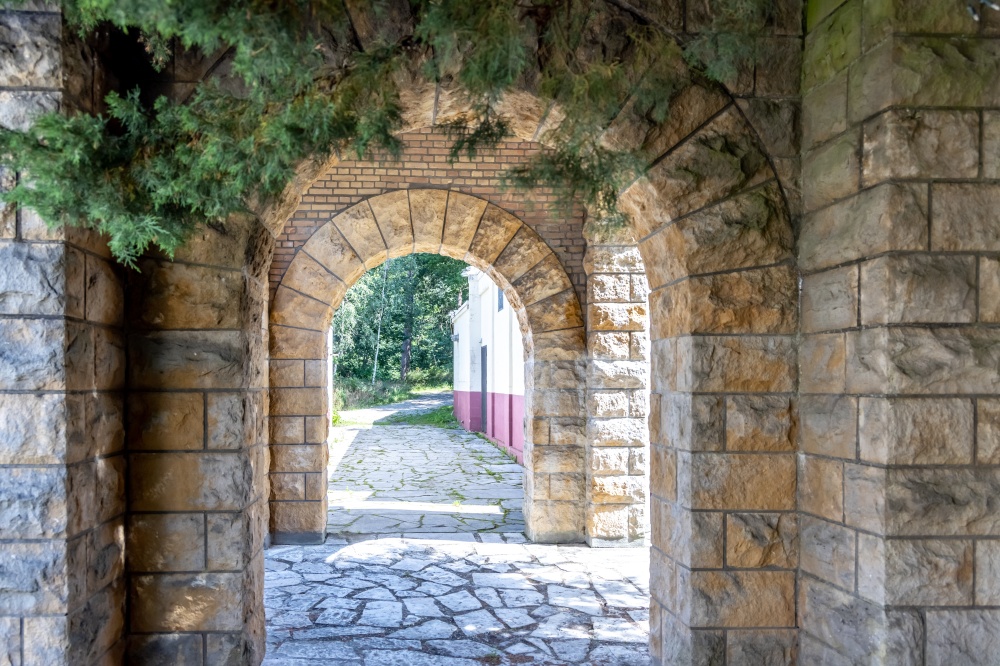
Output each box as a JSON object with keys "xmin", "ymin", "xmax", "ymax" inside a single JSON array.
[{"xmin": 452, "ymin": 390, "xmax": 524, "ymax": 464}]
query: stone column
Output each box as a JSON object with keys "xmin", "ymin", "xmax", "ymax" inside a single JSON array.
[
  {"xmin": 583, "ymin": 240, "xmax": 650, "ymax": 547},
  {"xmin": 0, "ymin": 7, "xmax": 128, "ymax": 665},
  {"xmin": 799, "ymin": 0, "xmax": 1000, "ymax": 661},
  {"xmin": 125, "ymin": 216, "xmax": 271, "ymax": 663}
]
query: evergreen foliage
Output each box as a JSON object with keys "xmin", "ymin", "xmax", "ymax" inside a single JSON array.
[{"xmin": 0, "ymin": 0, "xmax": 776, "ymax": 265}]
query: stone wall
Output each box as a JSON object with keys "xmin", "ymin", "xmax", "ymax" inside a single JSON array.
[
  {"xmin": 0, "ymin": 6, "xmax": 127, "ymax": 665},
  {"xmin": 798, "ymin": 0, "xmax": 1000, "ymax": 662}
]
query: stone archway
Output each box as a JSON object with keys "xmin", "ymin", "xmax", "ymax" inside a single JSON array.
[{"xmin": 267, "ymin": 189, "xmax": 589, "ymax": 546}]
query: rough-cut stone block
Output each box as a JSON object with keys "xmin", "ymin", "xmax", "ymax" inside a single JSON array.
[
  {"xmin": 127, "ymin": 634, "xmax": 204, "ymax": 666},
  {"xmin": 332, "ymin": 201, "xmax": 387, "ymax": 269},
  {"xmin": 802, "ymin": 130, "xmax": 860, "ymax": 212},
  {"xmin": 0, "ymin": 242, "xmax": 75, "ymax": 316},
  {"xmin": 688, "ymin": 453, "xmax": 796, "ymax": 511},
  {"xmin": 128, "ymin": 331, "xmax": 247, "ymax": 390},
  {"xmin": 676, "ymin": 335, "xmax": 795, "ymax": 393},
  {"xmin": 977, "ymin": 540, "xmax": 1000, "ymax": 604},
  {"xmin": 129, "ymin": 452, "xmax": 253, "ymax": 512},
  {"xmin": 847, "ymin": 327, "xmax": 1000, "ymax": 395},
  {"xmin": 583, "ymin": 246, "xmax": 644, "ymax": 274},
  {"xmin": 860, "ymin": 254, "xmax": 976, "ymax": 324},
  {"xmin": 440, "ymin": 192, "xmax": 488, "ymax": 260},
  {"xmin": 587, "ymin": 360, "xmax": 647, "ymax": 390},
  {"xmin": 725, "ymin": 395, "xmax": 795, "ymax": 452},
  {"xmin": 650, "ymin": 445, "xmax": 676, "ymax": 501},
  {"xmin": 281, "ymin": 251, "xmax": 348, "ymax": 303},
  {"xmin": 799, "ymin": 577, "xmax": 889, "ymax": 661},
  {"xmin": 271, "ymin": 444, "xmax": 326, "ymax": 474},
  {"xmin": 800, "ymin": 516, "xmax": 856, "ymax": 590},
  {"xmin": 727, "ymin": 630, "xmax": 798, "ymax": 666},
  {"xmin": 588, "ymin": 332, "xmax": 631, "ymax": 361},
  {"xmin": 589, "ymin": 274, "xmax": 632, "ymax": 303},
  {"xmin": 863, "ymin": 109, "xmax": 978, "ymax": 185},
  {"xmin": 844, "ymin": 463, "xmax": 885, "ymax": 534},
  {"xmin": 269, "ymin": 359, "xmax": 303, "ymax": 388},
  {"xmin": 127, "ymin": 513, "xmax": 205, "ymax": 572},
  {"xmin": 689, "ymin": 570, "xmax": 795, "ymax": 628},
  {"xmin": 802, "ymin": 265, "xmax": 858, "ymax": 333},
  {"xmin": 803, "ymin": 69, "xmax": 848, "ymax": 149},
  {"xmin": 270, "ymin": 416, "xmax": 304, "ymax": 445},
  {"xmin": 589, "ymin": 447, "xmax": 629, "ymax": 475},
  {"xmin": 512, "ymin": 253, "xmax": 573, "ymax": 307},
  {"xmin": 726, "ymin": 513, "xmax": 797, "ymax": 569},
  {"xmin": 0, "ymin": 317, "xmax": 68, "ymax": 390},
  {"xmin": 532, "ymin": 328, "xmax": 585, "ymax": 362},
  {"xmin": 493, "ymin": 226, "xmax": 551, "ymax": 285},
  {"xmin": 878, "ymin": 539, "xmax": 973, "ymax": 606},
  {"xmin": 799, "ymin": 395, "xmax": 856, "ymax": 459},
  {"xmin": 661, "ymin": 394, "xmax": 724, "ymax": 452},
  {"xmin": 270, "ymin": 286, "xmax": 332, "ymax": 330},
  {"xmin": 530, "ymin": 447, "xmax": 583, "ymax": 475},
  {"xmin": 652, "ymin": 265, "xmax": 798, "ymax": 338},
  {"xmin": 131, "ymin": 261, "xmax": 244, "ymax": 330},
  {"xmin": 0, "ymin": 466, "xmax": 66, "ymax": 538},
  {"xmin": 0, "ymin": 541, "xmax": 66, "ymax": 614},
  {"xmin": 130, "ymin": 573, "xmax": 243, "ymax": 632},
  {"xmin": 526, "ymin": 290, "xmax": 583, "ymax": 333},
  {"xmin": 802, "ymin": 0, "xmax": 860, "ymax": 90},
  {"xmin": 80, "ymin": 392, "xmax": 125, "ymax": 461},
  {"xmin": 799, "ymin": 183, "xmax": 927, "ymax": 271},
  {"xmin": 981, "ymin": 257, "xmax": 1000, "ymax": 324},
  {"xmin": 0, "ymin": 392, "xmax": 71, "ymax": 465},
  {"xmin": 926, "ymin": 610, "xmax": 1000, "ymax": 666},
  {"xmin": 932, "ymin": 184, "xmax": 1000, "ymax": 252},
  {"xmin": 588, "ymin": 418, "xmax": 648, "ymax": 447},
  {"xmin": 859, "ymin": 397, "xmax": 973, "ymax": 465},
  {"xmin": 127, "ymin": 392, "xmax": 204, "ymax": 452},
  {"xmin": 467, "ymin": 205, "xmax": 521, "ymax": 265},
  {"xmin": 0, "ymin": 12, "xmax": 61, "ymax": 88},
  {"xmin": 799, "ymin": 455, "xmax": 843, "ymax": 522},
  {"xmin": 269, "ymin": 325, "xmax": 324, "ymax": 361},
  {"xmin": 635, "ymin": 182, "xmax": 792, "ymax": 287},
  {"xmin": 886, "ymin": 468, "xmax": 1000, "ymax": 536},
  {"xmin": 206, "ymin": 511, "xmax": 252, "ymax": 570},
  {"xmin": 368, "ymin": 189, "xmax": 412, "ymax": 258},
  {"xmin": 0, "ymin": 89, "xmax": 59, "ymax": 132},
  {"xmin": 208, "ymin": 392, "xmax": 257, "ymax": 450},
  {"xmin": 270, "ymin": 388, "xmax": 324, "ymax": 417},
  {"xmin": 587, "ymin": 303, "xmax": 647, "ymax": 332},
  {"xmin": 409, "ymin": 189, "xmax": 448, "ymax": 254},
  {"xmin": 586, "ymin": 504, "xmax": 629, "ymax": 540},
  {"xmin": 979, "ymin": 399, "xmax": 1000, "ymax": 464},
  {"xmin": 653, "ymin": 499, "xmax": 722, "ymax": 566}
]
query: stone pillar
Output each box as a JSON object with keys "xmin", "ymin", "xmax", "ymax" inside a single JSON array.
[
  {"xmin": 799, "ymin": 0, "xmax": 1000, "ymax": 661},
  {"xmin": 0, "ymin": 7, "xmax": 128, "ymax": 665},
  {"xmin": 583, "ymin": 240, "xmax": 650, "ymax": 547},
  {"xmin": 125, "ymin": 216, "xmax": 270, "ymax": 664}
]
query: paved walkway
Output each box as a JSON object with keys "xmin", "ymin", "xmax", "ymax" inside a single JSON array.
[{"xmin": 264, "ymin": 397, "xmax": 651, "ymax": 665}]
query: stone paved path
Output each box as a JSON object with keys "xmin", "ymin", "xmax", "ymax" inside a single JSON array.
[{"xmin": 265, "ymin": 397, "xmax": 651, "ymax": 665}]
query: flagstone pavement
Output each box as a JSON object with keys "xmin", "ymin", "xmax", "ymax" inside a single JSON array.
[{"xmin": 264, "ymin": 398, "xmax": 651, "ymax": 665}]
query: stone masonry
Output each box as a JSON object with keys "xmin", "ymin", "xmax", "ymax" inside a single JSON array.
[{"xmin": 1, "ymin": 0, "xmax": 1000, "ymax": 664}]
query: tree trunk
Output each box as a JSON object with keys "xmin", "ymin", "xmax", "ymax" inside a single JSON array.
[
  {"xmin": 399, "ymin": 258, "xmax": 416, "ymax": 381},
  {"xmin": 371, "ymin": 260, "xmax": 391, "ymax": 385}
]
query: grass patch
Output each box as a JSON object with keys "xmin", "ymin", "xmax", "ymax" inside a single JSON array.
[{"xmin": 373, "ymin": 404, "xmax": 460, "ymax": 428}]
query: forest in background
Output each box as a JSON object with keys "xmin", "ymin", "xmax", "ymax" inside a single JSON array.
[{"xmin": 331, "ymin": 253, "xmax": 468, "ymax": 412}]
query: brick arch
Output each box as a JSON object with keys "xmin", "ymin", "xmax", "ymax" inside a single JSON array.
[{"xmin": 268, "ymin": 189, "xmax": 588, "ymax": 545}]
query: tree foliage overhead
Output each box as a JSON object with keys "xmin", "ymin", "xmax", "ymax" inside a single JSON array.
[
  {"xmin": 332, "ymin": 253, "xmax": 467, "ymax": 384},
  {"xmin": 0, "ymin": 0, "xmax": 779, "ymax": 266}
]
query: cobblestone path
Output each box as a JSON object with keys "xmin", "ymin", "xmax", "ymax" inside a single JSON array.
[{"xmin": 264, "ymin": 399, "xmax": 651, "ymax": 665}]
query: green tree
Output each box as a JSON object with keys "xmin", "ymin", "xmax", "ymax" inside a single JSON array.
[{"xmin": 0, "ymin": 0, "xmax": 780, "ymax": 266}]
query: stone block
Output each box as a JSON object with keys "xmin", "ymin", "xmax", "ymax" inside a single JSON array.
[
  {"xmin": 653, "ymin": 499, "xmax": 722, "ymax": 566},
  {"xmin": 802, "ymin": 130, "xmax": 859, "ymax": 212},
  {"xmin": 532, "ymin": 390, "xmax": 583, "ymax": 418},
  {"xmin": 127, "ymin": 513, "xmax": 205, "ymax": 572},
  {"xmin": 689, "ymin": 570, "xmax": 795, "ymax": 628},
  {"xmin": 864, "ymin": 0, "xmax": 974, "ymax": 48},
  {"xmin": 0, "ymin": 318, "xmax": 68, "ymax": 390},
  {"xmin": 207, "ymin": 392, "xmax": 255, "ymax": 450},
  {"xmin": 368, "ymin": 189, "xmax": 412, "ymax": 258},
  {"xmin": 0, "ymin": 89, "xmax": 59, "ymax": 132},
  {"xmin": 127, "ymin": 392, "xmax": 204, "ymax": 451},
  {"xmin": 332, "ymin": 202, "xmax": 387, "ymax": 269},
  {"xmin": 725, "ymin": 395, "xmax": 795, "ymax": 452},
  {"xmin": 548, "ymin": 473, "xmax": 584, "ymax": 501},
  {"xmin": 844, "ymin": 463, "xmax": 885, "ymax": 534},
  {"xmin": 586, "ymin": 504, "xmax": 629, "ymax": 540},
  {"xmin": 859, "ymin": 397, "xmax": 974, "ymax": 465},
  {"xmin": 0, "ymin": 541, "xmax": 66, "ymax": 614},
  {"xmin": 726, "ymin": 513, "xmax": 798, "ymax": 569},
  {"xmin": 661, "ymin": 393, "xmax": 724, "ymax": 452},
  {"xmin": 933, "ymin": 184, "xmax": 1000, "ymax": 252},
  {"xmin": 799, "ymin": 183, "xmax": 927, "ymax": 271},
  {"xmin": 269, "ymin": 325, "xmax": 324, "ymax": 361},
  {"xmin": 531, "ymin": 360, "xmax": 584, "ymax": 390},
  {"xmin": 409, "ymin": 189, "xmax": 448, "ymax": 254},
  {"xmin": 270, "ymin": 473, "xmax": 306, "ymax": 501},
  {"xmin": 628, "ymin": 447, "xmax": 646, "ymax": 475},
  {"xmin": 879, "ymin": 539, "xmax": 973, "ymax": 606},
  {"xmin": 979, "ymin": 399, "xmax": 1000, "ymax": 464},
  {"xmin": 468, "ymin": 205, "xmax": 521, "ymax": 265},
  {"xmin": 799, "ymin": 577, "xmax": 889, "ymax": 660},
  {"xmin": 863, "ymin": 110, "xmax": 978, "ymax": 184},
  {"xmin": 802, "ymin": 265, "xmax": 858, "ymax": 333},
  {"xmin": 800, "ymin": 515, "xmax": 856, "ymax": 591},
  {"xmin": 886, "ymin": 468, "xmax": 1000, "ymax": 536},
  {"xmin": 207, "ymin": 512, "xmax": 252, "ymax": 570},
  {"xmin": 270, "ymin": 416, "xmax": 304, "ymax": 445},
  {"xmin": 727, "ymin": 630, "xmax": 798, "ymax": 666},
  {"xmin": 80, "ymin": 392, "xmax": 125, "ymax": 462},
  {"xmin": 271, "ymin": 445, "xmax": 326, "ymax": 478},
  {"xmin": 583, "ymin": 246, "xmax": 644, "ymax": 274},
  {"xmin": 22, "ymin": 615, "xmax": 69, "ymax": 665},
  {"xmin": 676, "ymin": 335, "xmax": 796, "ymax": 393},
  {"xmin": 269, "ymin": 359, "xmax": 303, "ymax": 388},
  {"xmin": 634, "ymin": 182, "xmax": 792, "ymax": 287},
  {"xmin": 281, "ymin": 251, "xmax": 349, "ymax": 303},
  {"xmin": 653, "ymin": 265, "xmax": 798, "ymax": 338},
  {"xmin": 270, "ymin": 387, "xmax": 324, "ymax": 416},
  {"xmin": 0, "ymin": 12, "xmax": 61, "ymax": 88},
  {"xmin": 590, "ymin": 475, "xmax": 644, "ymax": 504},
  {"xmin": 440, "ymin": 193, "xmax": 488, "ymax": 260},
  {"xmin": 494, "ymin": 226, "xmax": 551, "ymax": 285},
  {"xmin": 985, "ymin": 111, "xmax": 1000, "ymax": 179},
  {"xmin": 587, "ymin": 391, "xmax": 628, "ymax": 418},
  {"xmin": 587, "ymin": 303, "xmax": 647, "ymax": 332},
  {"xmin": 799, "ymin": 455, "xmax": 843, "ymax": 522},
  {"xmin": 588, "ymin": 417, "xmax": 647, "ymax": 447},
  {"xmin": 131, "ymin": 261, "xmax": 243, "ymax": 330},
  {"xmin": 846, "ymin": 327, "xmax": 1000, "ymax": 395},
  {"xmin": 860, "ymin": 255, "xmax": 976, "ymax": 324},
  {"xmin": 589, "ymin": 274, "xmax": 632, "ymax": 303},
  {"xmin": 629, "ymin": 332, "xmax": 649, "ymax": 361},
  {"xmin": 926, "ymin": 610, "xmax": 1000, "ymax": 666},
  {"xmin": 0, "ymin": 392, "xmax": 70, "ymax": 464},
  {"xmin": 803, "ymin": 69, "xmax": 848, "ymax": 150},
  {"xmin": 0, "ymin": 242, "xmax": 74, "ymax": 316},
  {"xmin": 130, "ymin": 572, "xmax": 243, "ymax": 632},
  {"xmin": 84, "ymin": 255, "xmax": 123, "ymax": 326},
  {"xmin": 650, "ymin": 444, "xmax": 676, "ymax": 501},
  {"xmin": 526, "ymin": 289, "xmax": 583, "ymax": 333},
  {"xmin": 129, "ymin": 451, "xmax": 252, "ymax": 512},
  {"xmin": 688, "ymin": 452, "xmax": 796, "ymax": 511},
  {"xmin": 976, "ymin": 540, "xmax": 1000, "ymax": 604},
  {"xmin": 270, "ymin": 286, "xmax": 331, "ymax": 330},
  {"xmin": 799, "ymin": 395, "xmax": 856, "ymax": 459},
  {"xmin": 128, "ymin": 331, "xmax": 246, "ymax": 390},
  {"xmin": 304, "ymin": 416, "xmax": 328, "ymax": 445},
  {"xmin": 734, "ymin": 98, "xmax": 800, "ymax": 159},
  {"xmin": 0, "ymin": 466, "xmax": 66, "ymax": 538},
  {"xmin": 802, "ymin": 0, "xmax": 860, "ymax": 90},
  {"xmin": 127, "ymin": 634, "xmax": 203, "ymax": 666},
  {"xmin": 532, "ymin": 328, "xmax": 585, "ymax": 362},
  {"xmin": 588, "ymin": 332, "xmax": 631, "ymax": 360},
  {"xmin": 587, "ymin": 360, "xmax": 647, "ymax": 390},
  {"xmin": 270, "ymin": 499, "xmax": 326, "ymax": 537},
  {"xmin": 982, "ymin": 257, "xmax": 1000, "ymax": 324}
]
